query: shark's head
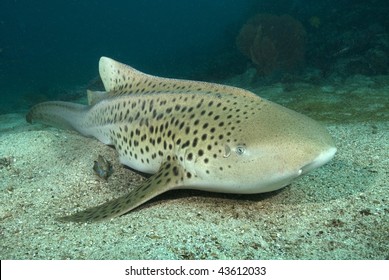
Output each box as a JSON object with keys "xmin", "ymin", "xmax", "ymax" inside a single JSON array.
[{"xmin": 191, "ymin": 98, "xmax": 336, "ymax": 194}]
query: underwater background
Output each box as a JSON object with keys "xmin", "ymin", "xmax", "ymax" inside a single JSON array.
[
  {"xmin": 0, "ymin": 0, "xmax": 388, "ymax": 112},
  {"xmin": 0, "ymin": 0, "xmax": 388, "ymax": 259}
]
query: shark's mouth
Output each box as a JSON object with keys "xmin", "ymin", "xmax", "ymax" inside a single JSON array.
[{"xmin": 299, "ymin": 147, "xmax": 337, "ymax": 175}]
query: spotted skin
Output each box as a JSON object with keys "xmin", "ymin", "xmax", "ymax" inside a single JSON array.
[{"xmin": 27, "ymin": 57, "xmax": 336, "ymax": 222}]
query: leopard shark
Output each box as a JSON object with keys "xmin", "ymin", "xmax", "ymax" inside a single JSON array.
[{"xmin": 26, "ymin": 56, "xmax": 336, "ymax": 222}]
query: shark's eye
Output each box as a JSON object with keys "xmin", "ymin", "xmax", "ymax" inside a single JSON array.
[{"xmin": 235, "ymin": 145, "xmax": 246, "ymax": 156}]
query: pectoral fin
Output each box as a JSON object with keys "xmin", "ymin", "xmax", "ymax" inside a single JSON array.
[{"xmin": 58, "ymin": 160, "xmax": 184, "ymax": 223}]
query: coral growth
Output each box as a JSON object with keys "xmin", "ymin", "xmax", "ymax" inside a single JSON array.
[{"xmin": 236, "ymin": 14, "xmax": 306, "ymax": 75}]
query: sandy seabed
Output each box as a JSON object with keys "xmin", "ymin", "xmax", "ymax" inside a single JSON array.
[{"xmin": 0, "ymin": 76, "xmax": 388, "ymax": 259}]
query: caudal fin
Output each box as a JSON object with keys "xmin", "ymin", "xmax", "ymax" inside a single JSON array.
[{"xmin": 26, "ymin": 101, "xmax": 89, "ymax": 131}]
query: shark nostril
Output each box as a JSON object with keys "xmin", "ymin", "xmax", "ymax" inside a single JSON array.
[
  {"xmin": 300, "ymin": 147, "xmax": 337, "ymax": 175},
  {"xmin": 299, "ymin": 162, "xmax": 315, "ymax": 175}
]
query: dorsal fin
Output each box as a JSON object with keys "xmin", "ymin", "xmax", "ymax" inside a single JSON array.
[
  {"xmin": 98, "ymin": 56, "xmax": 257, "ymax": 99},
  {"xmin": 86, "ymin": 89, "xmax": 108, "ymax": 105}
]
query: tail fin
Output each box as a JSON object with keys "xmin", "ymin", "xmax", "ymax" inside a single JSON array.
[{"xmin": 26, "ymin": 101, "xmax": 89, "ymax": 132}]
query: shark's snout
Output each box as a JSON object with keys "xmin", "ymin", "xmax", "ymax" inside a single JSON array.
[{"xmin": 299, "ymin": 146, "xmax": 337, "ymax": 175}]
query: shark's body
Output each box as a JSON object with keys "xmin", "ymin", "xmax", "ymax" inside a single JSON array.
[{"xmin": 27, "ymin": 57, "xmax": 336, "ymax": 222}]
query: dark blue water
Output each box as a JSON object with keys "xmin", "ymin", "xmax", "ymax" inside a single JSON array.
[
  {"xmin": 0, "ymin": 1, "xmax": 251, "ymax": 98},
  {"xmin": 0, "ymin": 0, "xmax": 388, "ymax": 112}
]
